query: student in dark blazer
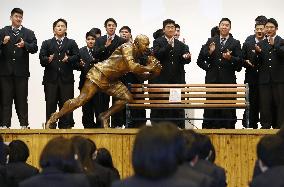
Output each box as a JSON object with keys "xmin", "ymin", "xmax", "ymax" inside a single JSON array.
[
  {"xmin": 112, "ymin": 123, "xmax": 197, "ymax": 187},
  {"xmin": 241, "ymin": 22, "xmax": 266, "ymax": 129},
  {"xmin": 19, "ymin": 137, "xmax": 91, "ymax": 187},
  {"xmin": 249, "ymin": 135, "xmax": 284, "ymax": 187},
  {"xmin": 94, "ymin": 18, "xmax": 125, "ymax": 128},
  {"xmin": 0, "ymin": 8, "xmax": 38, "ymax": 129},
  {"xmin": 76, "ymin": 29, "xmax": 101, "ymax": 128},
  {"xmin": 39, "ymin": 18, "xmax": 79, "ymax": 129},
  {"xmin": 197, "ymin": 18, "xmax": 242, "ymax": 129},
  {"xmin": 149, "ymin": 19, "xmax": 191, "ymax": 129},
  {"xmin": 255, "ymin": 18, "xmax": 284, "ymax": 129},
  {"xmin": 5, "ymin": 140, "xmax": 38, "ymax": 187},
  {"xmin": 193, "ymin": 133, "xmax": 227, "ymax": 187}
]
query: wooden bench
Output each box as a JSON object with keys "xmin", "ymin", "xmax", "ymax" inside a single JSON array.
[{"xmin": 125, "ymin": 84, "xmax": 250, "ymax": 127}]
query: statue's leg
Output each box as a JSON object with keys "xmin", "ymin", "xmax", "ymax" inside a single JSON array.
[
  {"xmin": 99, "ymin": 84, "xmax": 133, "ymax": 128},
  {"xmin": 46, "ymin": 80, "xmax": 98, "ymax": 129}
]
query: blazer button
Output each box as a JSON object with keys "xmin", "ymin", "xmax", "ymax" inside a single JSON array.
[
  {"xmin": 12, "ymin": 59, "xmax": 15, "ymax": 61},
  {"xmin": 269, "ymin": 59, "xmax": 271, "ymax": 61},
  {"xmin": 269, "ymin": 65, "xmax": 271, "ymax": 68},
  {"xmin": 219, "ymin": 59, "xmax": 221, "ymax": 61},
  {"xmin": 14, "ymin": 51, "xmax": 16, "ymax": 54}
]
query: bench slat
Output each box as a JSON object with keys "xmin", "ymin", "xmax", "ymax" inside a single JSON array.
[
  {"xmin": 130, "ymin": 100, "xmax": 246, "ymax": 104},
  {"xmin": 131, "ymin": 87, "xmax": 246, "ymax": 92},
  {"xmin": 132, "ymin": 94, "xmax": 246, "ymax": 98},
  {"xmin": 128, "ymin": 103, "xmax": 247, "ymax": 108},
  {"xmin": 130, "ymin": 84, "xmax": 247, "ymax": 88}
]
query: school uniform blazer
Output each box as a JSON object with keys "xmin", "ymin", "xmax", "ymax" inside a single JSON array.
[{"xmin": 39, "ymin": 37, "xmax": 79, "ymax": 84}]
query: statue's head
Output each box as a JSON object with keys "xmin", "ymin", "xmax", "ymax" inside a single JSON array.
[{"xmin": 134, "ymin": 34, "xmax": 150, "ymax": 55}]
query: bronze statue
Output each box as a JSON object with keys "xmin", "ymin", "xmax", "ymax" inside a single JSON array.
[{"xmin": 46, "ymin": 34, "xmax": 162, "ymax": 129}]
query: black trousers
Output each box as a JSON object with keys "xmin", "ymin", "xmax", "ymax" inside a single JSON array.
[
  {"xmin": 242, "ymin": 83, "xmax": 259, "ymax": 129},
  {"xmin": 0, "ymin": 76, "xmax": 29, "ymax": 127},
  {"xmin": 44, "ymin": 79, "xmax": 75, "ymax": 129},
  {"xmin": 259, "ymin": 83, "xmax": 284, "ymax": 129},
  {"xmin": 81, "ymin": 92, "xmax": 107, "ymax": 128},
  {"xmin": 202, "ymin": 92, "xmax": 236, "ymax": 129}
]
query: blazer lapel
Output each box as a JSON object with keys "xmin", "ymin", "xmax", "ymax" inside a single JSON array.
[{"xmin": 222, "ymin": 36, "xmax": 232, "ymax": 52}]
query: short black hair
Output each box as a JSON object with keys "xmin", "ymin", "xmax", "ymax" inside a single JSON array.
[
  {"xmin": 219, "ymin": 18, "xmax": 231, "ymax": 26},
  {"xmin": 194, "ymin": 133, "xmax": 215, "ymax": 161},
  {"xmin": 53, "ymin": 18, "xmax": 67, "ymax": 30},
  {"xmin": 119, "ymin": 26, "xmax": 131, "ymax": 33},
  {"xmin": 153, "ymin": 29, "xmax": 164, "ymax": 39},
  {"xmin": 85, "ymin": 31, "xmax": 96, "ymax": 39},
  {"xmin": 89, "ymin": 27, "xmax": 101, "ymax": 37},
  {"xmin": 40, "ymin": 137, "xmax": 80, "ymax": 173},
  {"xmin": 266, "ymin": 18, "xmax": 278, "ymax": 28},
  {"xmin": 182, "ymin": 130, "xmax": 199, "ymax": 162},
  {"xmin": 95, "ymin": 148, "xmax": 115, "ymax": 169},
  {"xmin": 211, "ymin": 26, "xmax": 220, "ymax": 37},
  {"xmin": 11, "ymin": 8, "xmax": 23, "ymax": 16},
  {"xmin": 175, "ymin": 23, "xmax": 180, "ymax": 29},
  {"xmin": 8, "ymin": 140, "xmax": 29, "ymax": 162},
  {"xmin": 257, "ymin": 135, "xmax": 284, "ymax": 167},
  {"xmin": 163, "ymin": 19, "xmax": 175, "ymax": 29},
  {"xmin": 255, "ymin": 15, "xmax": 267, "ymax": 25},
  {"xmin": 104, "ymin": 18, "xmax": 117, "ymax": 27},
  {"xmin": 132, "ymin": 123, "xmax": 181, "ymax": 179}
]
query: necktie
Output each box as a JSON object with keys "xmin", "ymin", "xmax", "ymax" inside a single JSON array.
[
  {"xmin": 12, "ymin": 28, "xmax": 20, "ymax": 36},
  {"xmin": 57, "ymin": 39, "xmax": 62, "ymax": 49},
  {"xmin": 220, "ymin": 38, "xmax": 226, "ymax": 49},
  {"xmin": 89, "ymin": 49, "xmax": 94, "ymax": 60}
]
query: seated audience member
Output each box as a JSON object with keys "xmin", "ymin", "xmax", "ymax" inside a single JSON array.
[
  {"xmin": 252, "ymin": 127, "xmax": 284, "ymax": 179},
  {"xmin": 250, "ymin": 135, "xmax": 284, "ymax": 187},
  {"xmin": 71, "ymin": 136, "xmax": 114, "ymax": 187},
  {"xmin": 96, "ymin": 148, "xmax": 120, "ymax": 180},
  {"xmin": 19, "ymin": 137, "xmax": 90, "ymax": 187},
  {"xmin": 0, "ymin": 135, "xmax": 7, "ymax": 187},
  {"xmin": 175, "ymin": 130, "xmax": 217, "ymax": 187},
  {"xmin": 193, "ymin": 133, "xmax": 227, "ymax": 187},
  {"xmin": 112, "ymin": 123, "xmax": 197, "ymax": 187},
  {"xmin": 5, "ymin": 140, "xmax": 38, "ymax": 187}
]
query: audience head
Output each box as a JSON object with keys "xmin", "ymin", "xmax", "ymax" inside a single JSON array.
[
  {"xmin": 0, "ymin": 135, "xmax": 4, "ymax": 165},
  {"xmin": 95, "ymin": 148, "xmax": 115, "ymax": 169},
  {"xmin": 71, "ymin": 136, "xmax": 97, "ymax": 173},
  {"xmin": 194, "ymin": 133, "xmax": 215, "ymax": 161},
  {"xmin": 182, "ymin": 130, "xmax": 199, "ymax": 163},
  {"xmin": 257, "ymin": 135, "xmax": 284, "ymax": 171},
  {"xmin": 132, "ymin": 122, "xmax": 181, "ymax": 179},
  {"xmin": 40, "ymin": 136, "xmax": 79, "ymax": 173},
  {"xmin": 8, "ymin": 140, "xmax": 29, "ymax": 163}
]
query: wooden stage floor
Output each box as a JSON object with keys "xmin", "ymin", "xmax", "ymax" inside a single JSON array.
[{"xmin": 0, "ymin": 129, "xmax": 278, "ymax": 187}]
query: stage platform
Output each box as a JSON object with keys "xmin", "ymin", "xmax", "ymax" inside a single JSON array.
[{"xmin": 0, "ymin": 129, "xmax": 278, "ymax": 187}]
